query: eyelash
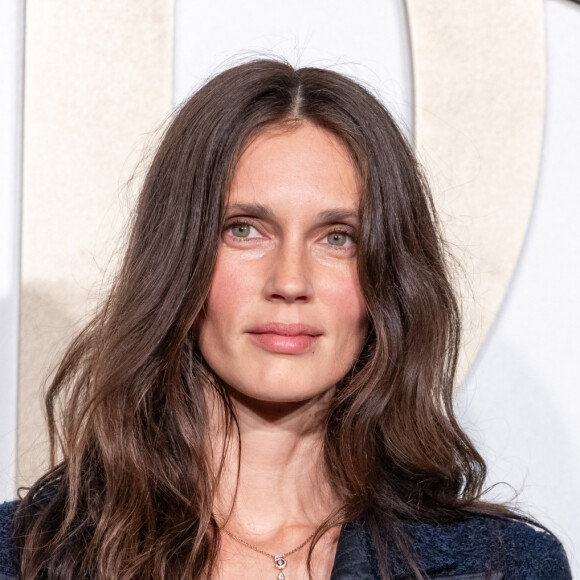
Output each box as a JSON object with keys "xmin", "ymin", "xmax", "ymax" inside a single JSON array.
[{"xmin": 223, "ymin": 220, "xmax": 357, "ymax": 249}]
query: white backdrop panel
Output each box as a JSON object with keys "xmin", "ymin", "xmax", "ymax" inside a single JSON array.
[
  {"xmin": 458, "ymin": 0, "xmax": 580, "ymax": 574},
  {"xmin": 0, "ymin": 0, "xmax": 24, "ymax": 501},
  {"xmin": 173, "ymin": 0, "xmax": 413, "ymax": 134}
]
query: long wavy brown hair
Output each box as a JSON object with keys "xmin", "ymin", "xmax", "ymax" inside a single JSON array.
[{"xmin": 15, "ymin": 58, "xmax": 516, "ymax": 579}]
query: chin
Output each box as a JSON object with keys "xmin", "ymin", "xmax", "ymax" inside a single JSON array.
[{"xmin": 227, "ymin": 377, "xmax": 336, "ymax": 406}]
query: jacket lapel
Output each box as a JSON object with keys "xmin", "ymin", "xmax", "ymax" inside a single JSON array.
[
  {"xmin": 329, "ymin": 521, "xmax": 378, "ymax": 579},
  {"xmin": 329, "ymin": 519, "xmax": 503, "ymax": 580}
]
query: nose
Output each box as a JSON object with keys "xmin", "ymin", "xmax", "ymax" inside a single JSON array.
[{"xmin": 264, "ymin": 240, "xmax": 313, "ymax": 303}]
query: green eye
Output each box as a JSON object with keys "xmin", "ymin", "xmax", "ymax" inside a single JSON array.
[
  {"xmin": 231, "ymin": 224, "xmax": 252, "ymax": 238},
  {"xmin": 327, "ymin": 232, "xmax": 350, "ymax": 246}
]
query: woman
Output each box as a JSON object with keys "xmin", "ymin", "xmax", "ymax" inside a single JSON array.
[{"xmin": 0, "ymin": 58, "xmax": 572, "ymax": 579}]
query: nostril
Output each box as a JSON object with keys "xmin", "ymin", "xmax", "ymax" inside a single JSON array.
[{"xmin": 269, "ymin": 293, "xmax": 309, "ymax": 302}]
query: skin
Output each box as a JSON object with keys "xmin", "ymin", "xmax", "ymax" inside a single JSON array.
[{"xmin": 197, "ymin": 121, "xmax": 369, "ymax": 578}]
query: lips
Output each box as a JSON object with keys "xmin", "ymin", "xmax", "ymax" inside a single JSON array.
[
  {"xmin": 247, "ymin": 322, "xmax": 323, "ymax": 337},
  {"xmin": 246, "ymin": 322, "xmax": 323, "ymax": 354}
]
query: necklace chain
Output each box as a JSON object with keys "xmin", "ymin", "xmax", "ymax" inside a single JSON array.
[
  {"xmin": 220, "ymin": 516, "xmax": 342, "ymax": 579},
  {"xmin": 222, "ymin": 527, "xmax": 317, "ymax": 559}
]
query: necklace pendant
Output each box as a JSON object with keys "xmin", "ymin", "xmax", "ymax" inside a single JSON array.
[{"xmin": 274, "ymin": 555, "xmax": 287, "ymax": 579}]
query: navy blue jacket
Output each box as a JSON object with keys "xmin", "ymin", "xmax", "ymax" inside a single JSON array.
[{"xmin": 0, "ymin": 499, "xmax": 572, "ymax": 579}]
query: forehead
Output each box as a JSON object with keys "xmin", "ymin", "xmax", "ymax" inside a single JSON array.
[{"xmin": 227, "ymin": 122, "xmax": 360, "ymax": 212}]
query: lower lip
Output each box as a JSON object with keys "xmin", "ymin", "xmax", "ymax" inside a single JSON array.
[{"xmin": 248, "ymin": 333, "xmax": 320, "ymax": 354}]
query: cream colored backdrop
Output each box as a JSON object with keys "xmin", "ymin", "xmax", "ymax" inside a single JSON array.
[
  {"xmin": 18, "ymin": 0, "xmax": 174, "ymax": 483},
  {"xmin": 406, "ymin": 1, "xmax": 545, "ymax": 380}
]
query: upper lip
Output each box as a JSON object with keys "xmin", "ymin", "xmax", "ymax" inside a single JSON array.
[{"xmin": 247, "ymin": 322, "xmax": 323, "ymax": 336}]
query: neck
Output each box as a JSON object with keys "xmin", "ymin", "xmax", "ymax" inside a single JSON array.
[{"xmin": 206, "ymin": 383, "xmax": 342, "ymax": 540}]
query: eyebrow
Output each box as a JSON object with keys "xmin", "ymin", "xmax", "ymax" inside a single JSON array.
[{"xmin": 224, "ymin": 203, "xmax": 359, "ymax": 222}]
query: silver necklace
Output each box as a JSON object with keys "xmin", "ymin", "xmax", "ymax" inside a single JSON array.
[{"xmin": 221, "ymin": 527, "xmax": 318, "ymax": 579}]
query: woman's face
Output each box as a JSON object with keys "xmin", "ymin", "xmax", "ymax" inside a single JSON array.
[{"xmin": 198, "ymin": 121, "xmax": 369, "ymax": 403}]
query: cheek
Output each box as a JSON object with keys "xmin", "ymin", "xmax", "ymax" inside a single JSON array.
[
  {"xmin": 204, "ymin": 259, "xmax": 236, "ymax": 320},
  {"xmin": 322, "ymin": 266, "xmax": 368, "ymax": 334},
  {"xmin": 203, "ymin": 253, "xmax": 259, "ymax": 326}
]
